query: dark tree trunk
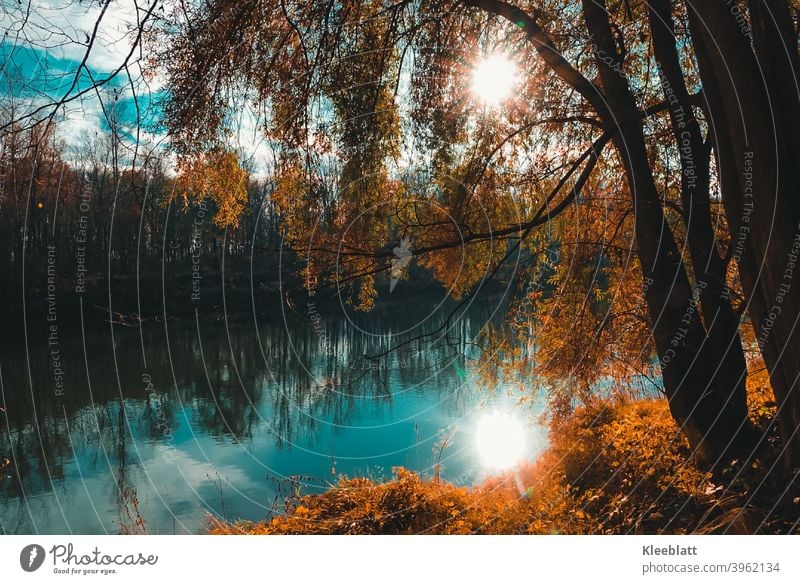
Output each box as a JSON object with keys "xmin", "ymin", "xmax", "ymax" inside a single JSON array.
[
  {"xmin": 466, "ymin": 0, "xmax": 784, "ymax": 469},
  {"xmin": 647, "ymin": 0, "xmax": 754, "ymax": 457},
  {"xmin": 582, "ymin": 0, "xmax": 749, "ymax": 467},
  {"xmin": 688, "ymin": 0, "xmax": 800, "ymax": 477}
]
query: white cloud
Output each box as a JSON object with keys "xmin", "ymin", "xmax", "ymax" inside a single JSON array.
[
  {"xmin": 1, "ymin": 0, "xmax": 147, "ymax": 71},
  {"xmin": 1, "ymin": 0, "xmax": 165, "ymax": 149},
  {"xmin": 1, "ymin": 0, "xmax": 271, "ymax": 171}
]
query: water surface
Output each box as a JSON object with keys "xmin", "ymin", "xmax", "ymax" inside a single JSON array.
[{"xmin": 0, "ymin": 296, "xmax": 546, "ymax": 534}]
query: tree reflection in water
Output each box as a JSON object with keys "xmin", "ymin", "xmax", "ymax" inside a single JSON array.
[{"xmin": 0, "ymin": 295, "xmax": 543, "ymax": 534}]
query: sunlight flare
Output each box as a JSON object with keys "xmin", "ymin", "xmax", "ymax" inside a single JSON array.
[
  {"xmin": 476, "ymin": 411, "xmax": 526, "ymax": 470},
  {"xmin": 471, "ymin": 55, "xmax": 518, "ymax": 105}
]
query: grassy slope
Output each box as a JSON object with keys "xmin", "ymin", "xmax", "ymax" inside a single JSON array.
[{"xmin": 211, "ymin": 370, "xmax": 796, "ymax": 534}]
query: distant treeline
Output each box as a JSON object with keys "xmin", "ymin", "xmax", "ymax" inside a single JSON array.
[{"xmin": 0, "ymin": 121, "xmax": 294, "ymax": 325}]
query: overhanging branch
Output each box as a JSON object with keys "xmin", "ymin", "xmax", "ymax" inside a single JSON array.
[{"xmin": 461, "ymin": 0, "xmax": 611, "ymax": 121}]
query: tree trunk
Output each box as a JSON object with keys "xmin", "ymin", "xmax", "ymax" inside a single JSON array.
[
  {"xmin": 583, "ymin": 0, "xmax": 749, "ymax": 467},
  {"xmin": 688, "ymin": 0, "xmax": 800, "ymax": 477},
  {"xmin": 648, "ymin": 0, "xmax": 754, "ymax": 457}
]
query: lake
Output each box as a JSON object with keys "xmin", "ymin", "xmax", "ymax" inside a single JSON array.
[{"xmin": 0, "ymin": 293, "xmax": 546, "ymax": 534}]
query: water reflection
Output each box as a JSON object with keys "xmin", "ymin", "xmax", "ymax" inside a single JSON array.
[{"xmin": 0, "ymin": 297, "xmax": 546, "ymax": 534}]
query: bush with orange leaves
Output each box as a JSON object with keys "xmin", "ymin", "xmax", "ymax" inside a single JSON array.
[{"xmin": 211, "ymin": 371, "xmax": 794, "ymax": 534}]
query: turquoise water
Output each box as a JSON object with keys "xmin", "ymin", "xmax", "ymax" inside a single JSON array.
[{"xmin": 0, "ymin": 296, "xmax": 546, "ymax": 534}]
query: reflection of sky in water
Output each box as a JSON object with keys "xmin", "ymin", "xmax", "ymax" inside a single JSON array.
[{"xmin": 0, "ymin": 298, "xmax": 547, "ymax": 534}]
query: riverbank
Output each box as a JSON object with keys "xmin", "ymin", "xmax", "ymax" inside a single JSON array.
[{"xmin": 211, "ymin": 369, "xmax": 797, "ymax": 534}]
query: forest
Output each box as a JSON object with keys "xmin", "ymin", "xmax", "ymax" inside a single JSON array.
[{"xmin": 1, "ymin": 0, "xmax": 799, "ymax": 535}]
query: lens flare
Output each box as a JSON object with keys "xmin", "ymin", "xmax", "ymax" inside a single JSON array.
[
  {"xmin": 471, "ymin": 55, "xmax": 517, "ymax": 106},
  {"xmin": 475, "ymin": 411, "xmax": 526, "ymax": 470}
]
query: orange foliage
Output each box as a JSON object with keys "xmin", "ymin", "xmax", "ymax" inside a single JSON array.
[{"xmin": 175, "ymin": 148, "xmax": 249, "ymax": 228}]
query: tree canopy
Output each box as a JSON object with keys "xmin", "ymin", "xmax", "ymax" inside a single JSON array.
[{"xmin": 158, "ymin": 0, "xmax": 800, "ymax": 475}]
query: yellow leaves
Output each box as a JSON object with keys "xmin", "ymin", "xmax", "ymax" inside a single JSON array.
[
  {"xmin": 271, "ymin": 164, "xmax": 306, "ymax": 220},
  {"xmin": 293, "ymin": 505, "xmax": 310, "ymax": 517},
  {"xmin": 746, "ymin": 364, "xmax": 778, "ymax": 425},
  {"xmin": 355, "ymin": 274, "xmax": 377, "ymax": 312},
  {"xmin": 418, "ymin": 240, "xmax": 493, "ymax": 301},
  {"xmin": 175, "ymin": 148, "xmax": 249, "ymax": 228}
]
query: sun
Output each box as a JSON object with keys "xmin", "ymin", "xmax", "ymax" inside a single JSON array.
[
  {"xmin": 471, "ymin": 55, "xmax": 518, "ymax": 106},
  {"xmin": 475, "ymin": 411, "xmax": 526, "ymax": 470}
]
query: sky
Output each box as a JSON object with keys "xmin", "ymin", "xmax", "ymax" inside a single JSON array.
[
  {"xmin": 0, "ymin": 0, "xmax": 276, "ymax": 173},
  {"xmin": 1, "ymin": 0, "xmax": 162, "ymax": 141}
]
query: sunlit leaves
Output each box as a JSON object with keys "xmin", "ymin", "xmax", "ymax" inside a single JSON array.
[{"xmin": 175, "ymin": 148, "xmax": 249, "ymax": 228}]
